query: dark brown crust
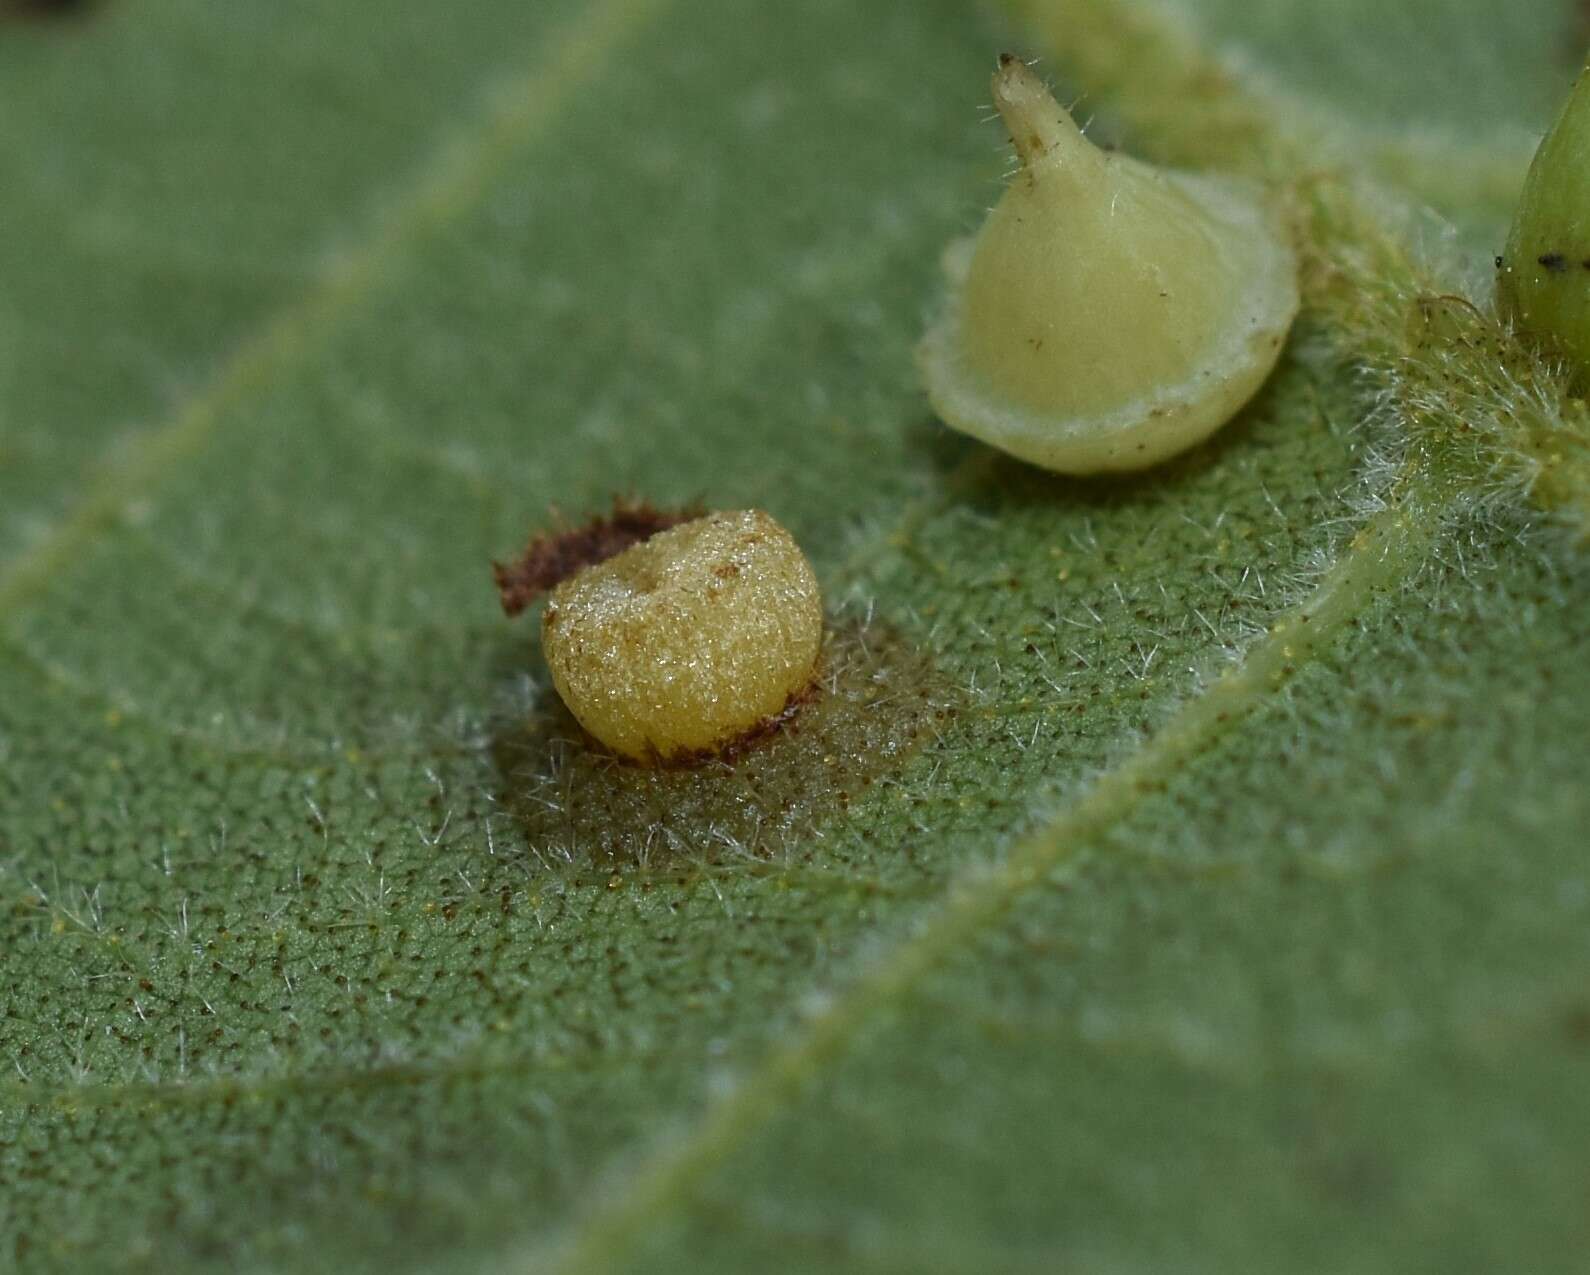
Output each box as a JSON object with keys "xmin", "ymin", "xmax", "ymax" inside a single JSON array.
[{"xmin": 492, "ymin": 497, "xmax": 702, "ymax": 616}]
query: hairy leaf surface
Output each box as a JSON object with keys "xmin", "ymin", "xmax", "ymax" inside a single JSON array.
[{"xmin": 1, "ymin": 1, "xmax": 1585, "ymax": 1271}]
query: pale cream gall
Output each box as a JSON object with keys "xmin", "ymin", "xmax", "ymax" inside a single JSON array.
[{"xmin": 918, "ymin": 55, "xmax": 1299, "ymax": 473}]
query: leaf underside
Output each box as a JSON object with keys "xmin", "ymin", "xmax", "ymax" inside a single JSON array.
[{"xmin": 1, "ymin": 1, "xmax": 1587, "ymax": 1272}]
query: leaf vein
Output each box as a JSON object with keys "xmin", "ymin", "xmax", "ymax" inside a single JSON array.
[{"xmin": 0, "ymin": 0, "xmax": 667, "ymax": 620}]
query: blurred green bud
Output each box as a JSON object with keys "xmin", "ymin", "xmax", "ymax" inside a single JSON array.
[{"xmin": 1498, "ymin": 64, "xmax": 1590, "ymax": 379}]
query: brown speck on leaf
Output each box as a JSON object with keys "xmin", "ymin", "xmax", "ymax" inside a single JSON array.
[
  {"xmin": 492, "ymin": 496, "xmax": 702, "ymax": 616},
  {"xmin": 1539, "ymin": 252, "xmax": 1569, "ymax": 273}
]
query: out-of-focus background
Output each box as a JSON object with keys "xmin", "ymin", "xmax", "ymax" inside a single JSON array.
[{"xmin": 2, "ymin": 2, "xmax": 1586, "ymax": 1271}]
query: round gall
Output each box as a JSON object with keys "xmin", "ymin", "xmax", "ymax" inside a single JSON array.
[{"xmin": 540, "ymin": 510, "xmax": 822, "ymax": 763}]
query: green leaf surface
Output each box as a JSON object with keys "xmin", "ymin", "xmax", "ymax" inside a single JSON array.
[{"xmin": 1, "ymin": 1, "xmax": 1586, "ymax": 1271}]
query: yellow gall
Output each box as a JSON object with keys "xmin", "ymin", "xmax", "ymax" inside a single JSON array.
[{"xmin": 538, "ymin": 510, "xmax": 822, "ymax": 763}]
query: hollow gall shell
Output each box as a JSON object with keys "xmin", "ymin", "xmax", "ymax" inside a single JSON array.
[
  {"xmin": 1498, "ymin": 64, "xmax": 1590, "ymax": 381},
  {"xmin": 540, "ymin": 510, "xmax": 823, "ymax": 763},
  {"xmin": 918, "ymin": 55, "xmax": 1299, "ymax": 474}
]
